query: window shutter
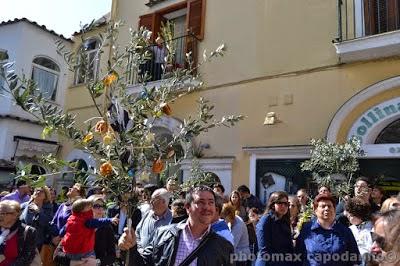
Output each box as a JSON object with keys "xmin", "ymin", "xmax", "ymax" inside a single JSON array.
[
  {"xmin": 187, "ymin": 0, "xmax": 206, "ymax": 40},
  {"xmin": 139, "ymin": 14, "xmax": 156, "ymax": 40},
  {"xmin": 386, "ymin": 0, "xmax": 399, "ymax": 32},
  {"xmin": 363, "ymin": 0, "xmax": 400, "ymax": 35},
  {"xmin": 363, "ymin": 0, "xmax": 376, "ymax": 35},
  {"xmin": 139, "ymin": 13, "xmax": 167, "ymax": 41}
]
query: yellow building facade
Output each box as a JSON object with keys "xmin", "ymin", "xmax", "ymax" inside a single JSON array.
[{"xmin": 63, "ymin": 0, "xmax": 400, "ymax": 201}]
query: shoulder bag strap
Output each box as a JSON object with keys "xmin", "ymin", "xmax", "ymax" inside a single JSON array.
[{"xmin": 178, "ymin": 232, "xmax": 212, "ymax": 266}]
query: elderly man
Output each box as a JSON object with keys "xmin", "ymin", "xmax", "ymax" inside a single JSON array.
[
  {"xmin": 135, "ymin": 188, "xmax": 172, "ymax": 254},
  {"xmin": 119, "ymin": 185, "xmax": 234, "ymax": 265},
  {"xmin": 296, "ymin": 194, "xmax": 361, "ymax": 266}
]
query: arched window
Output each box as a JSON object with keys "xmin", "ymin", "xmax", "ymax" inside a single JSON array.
[
  {"xmin": 31, "ymin": 164, "xmax": 46, "ymax": 175},
  {"xmin": 31, "ymin": 57, "xmax": 60, "ymax": 100},
  {"xmin": 375, "ymin": 119, "xmax": 400, "ymax": 144},
  {"xmin": 74, "ymin": 38, "xmax": 100, "ymax": 84}
]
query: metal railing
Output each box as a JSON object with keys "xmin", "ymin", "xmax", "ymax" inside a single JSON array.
[
  {"xmin": 336, "ymin": 0, "xmax": 400, "ymax": 42},
  {"xmin": 126, "ymin": 34, "xmax": 198, "ymax": 85}
]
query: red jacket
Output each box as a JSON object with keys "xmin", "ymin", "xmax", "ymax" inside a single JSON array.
[{"xmin": 62, "ymin": 209, "xmax": 95, "ymax": 254}]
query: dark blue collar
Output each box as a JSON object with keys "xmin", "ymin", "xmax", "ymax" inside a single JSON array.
[{"xmin": 311, "ymin": 218, "xmax": 337, "ymax": 231}]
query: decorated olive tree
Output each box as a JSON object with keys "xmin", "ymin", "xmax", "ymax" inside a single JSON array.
[
  {"xmin": 294, "ymin": 137, "xmax": 363, "ymax": 236},
  {"xmin": 0, "ymin": 21, "xmax": 243, "ymax": 220},
  {"xmin": 301, "ymin": 136, "xmax": 363, "ymax": 199}
]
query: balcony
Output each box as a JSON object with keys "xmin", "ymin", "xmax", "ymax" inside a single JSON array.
[
  {"xmin": 333, "ymin": 0, "xmax": 400, "ymax": 63},
  {"xmin": 126, "ymin": 34, "xmax": 198, "ymax": 94}
]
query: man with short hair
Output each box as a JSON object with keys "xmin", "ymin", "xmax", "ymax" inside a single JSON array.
[
  {"xmin": 296, "ymin": 188, "xmax": 309, "ymax": 212},
  {"xmin": 213, "ymin": 183, "xmax": 225, "ymax": 198},
  {"xmin": 118, "ymin": 185, "xmax": 234, "ymax": 265},
  {"xmin": 237, "ymin": 185, "xmax": 264, "ymax": 212},
  {"xmin": 1, "ymin": 180, "xmax": 30, "ymax": 204},
  {"xmin": 135, "ymin": 188, "xmax": 172, "ymax": 255},
  {"xmin": 336, "ymin": 177, "xmax": 379, "ymax": 226},
  {"xmin": 211, "ymin": 195, "xmax": 234, "ymax": 245}
]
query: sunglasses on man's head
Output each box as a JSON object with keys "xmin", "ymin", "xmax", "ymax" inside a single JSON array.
[{"xmin": 371, "ymin": 232, "xmax": 387, "ymax": 251}]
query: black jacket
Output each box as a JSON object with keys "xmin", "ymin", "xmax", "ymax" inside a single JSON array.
[
  {"xmin": 129, "ymin": 222, "xmax": 234, "ymax": 266},
  {"xmin": 107, "ymin": 204, "xmax": 142, "ymax": 235},
  {"xmin": 95, "ymin": 225, "xmax": 117, "ymax": 266},
  {"xmin": 8, "ymin": 221, "xmax": 37, "ymax": 266}
]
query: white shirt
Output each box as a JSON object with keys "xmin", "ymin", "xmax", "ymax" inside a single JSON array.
[{"xmin": 349, "ymin": 221, "xmax": 373, "ymax": 256}]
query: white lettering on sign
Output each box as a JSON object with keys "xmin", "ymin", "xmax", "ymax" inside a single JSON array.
[{"xmin": 348, "ymin": 97, "xmax": 400, "ymax": 144}]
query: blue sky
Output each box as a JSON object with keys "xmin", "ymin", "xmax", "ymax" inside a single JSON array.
[{"xmin": 0, "ymin": 0, "xmax": 112, "ymax": 37}]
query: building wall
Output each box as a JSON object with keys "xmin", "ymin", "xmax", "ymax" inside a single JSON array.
[
  {"xmin": 0, "ymin": 22, "xmax": 71, "ymax": 118},
  {"xmin": 0, "ymin": 21, "xmax": 71, "ymax": 186},
  {"xmin": 62, "ymin": 0, "xmax": 400, "ymax": 193}
]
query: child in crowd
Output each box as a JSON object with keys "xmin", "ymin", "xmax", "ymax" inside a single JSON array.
[{"xmin": 61, "ymin": 198, "xmax": 118, "ymax": 266}]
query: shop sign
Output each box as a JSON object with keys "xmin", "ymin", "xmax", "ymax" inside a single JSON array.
[{"xmin": 348, "ymin": 98, "xmax": 400, "ymax": 144}]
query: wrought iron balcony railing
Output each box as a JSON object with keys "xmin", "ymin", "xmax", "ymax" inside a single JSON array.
[
  {"xmin": 336, "ymin": 0, "xmax": 400, "ymax": 42},
  {"xmin": 126, "ymin": 34, "xmax": 198, "ymax": 85}
]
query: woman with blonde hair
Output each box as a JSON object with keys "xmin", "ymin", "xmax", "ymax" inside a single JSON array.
[
  {"xmin": 221, "ymin": 203, "xmax": 251, "ymax": 266},
  {"xmin": 230, "ymin": 190, "xmax": 247, "ymax": 221},
  {"xmin": 380, "ymin": 196, "xmax": 399, "ymax": 213}
]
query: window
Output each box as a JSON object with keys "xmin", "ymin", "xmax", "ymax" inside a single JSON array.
[
  {"xmin": 31, "ymin": 57, "xmax": 60, "ymax": 100},
  {"xmin": 363, "ymin": 0, "xmax": 400, "ymax": 36},
  {"xmin": 74, "ymin": 38, "xmax": 100, "ymax": 85},
  {"xmin": 134, "ymin": 0, "xmax": 205, "ymax": 82},
  {"xmin": 0, "ymin": 49, "xmax": 8, "ymax": 90},
  {"xmin": 375, "ymin": 119, "xmax": 400, "ymax": 144},
  {"xmin": 139, "ymin": 0, "xmax": 205, "ymax": 40}
]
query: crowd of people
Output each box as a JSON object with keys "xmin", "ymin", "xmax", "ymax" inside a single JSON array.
[{"xmin": 0, "ymin": 176, "xmax": 399, "ymax": 266}]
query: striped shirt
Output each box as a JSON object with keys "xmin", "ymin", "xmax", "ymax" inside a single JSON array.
[
  {"xmin": 136, "ymin": 209, "xmax": 172, "ymax": 253},
  {"xmin": 174, "ymin": 222, "xmax": 210, "ymax": 266}
]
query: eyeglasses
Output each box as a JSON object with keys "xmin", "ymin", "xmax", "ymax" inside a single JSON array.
[
  {"xmin": 275, "ymin": 201, "xmax": 289, "ymax": 206},
  {"xmin": 371, "ymin": 232, "xmax": 387, "ymax": 251},
  {"xmin": 93, "ymin": 204, "xmax": 105, "ymax": 209}
]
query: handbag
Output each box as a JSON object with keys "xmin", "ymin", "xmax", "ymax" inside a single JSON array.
[{"xmin": 23, "ymin": 225, "xmax": 42, "ymax": 266}]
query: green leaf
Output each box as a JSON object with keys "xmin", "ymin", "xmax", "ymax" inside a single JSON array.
[{"xmin": 41, "ymin": 126, "xmax": 54, "ymax": 139}]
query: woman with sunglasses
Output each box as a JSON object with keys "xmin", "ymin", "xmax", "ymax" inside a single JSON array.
[
  {"xmin": 255, "ymin": 191, "xmax": 293, "ymax": 266},
  {"xmin": 90, "ymin": 195, "xmax": 117, "ymax": 266},
  {"xmin": 370, "ymin": 209, "xmax": 400, "ymax": 266}
]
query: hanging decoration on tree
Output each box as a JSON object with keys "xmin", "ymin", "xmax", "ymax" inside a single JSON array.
[{"xmin": 0, "ymin": 20, "xmax": 244, "ymax": 221}]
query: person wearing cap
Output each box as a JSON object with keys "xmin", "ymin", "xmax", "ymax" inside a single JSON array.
[
  {"xmin": 1, "ymin": 180, "xmax": 30, "ymax": 204},
  {"xmin": 135, "ymin": 188, "xmax": 172, "ymax": 255}
]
